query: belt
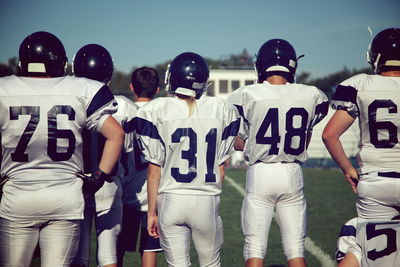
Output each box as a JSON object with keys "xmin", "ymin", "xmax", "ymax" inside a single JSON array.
[{"xmin": 378, "ymin": 172, "xmax": 400, "ymax": 178}]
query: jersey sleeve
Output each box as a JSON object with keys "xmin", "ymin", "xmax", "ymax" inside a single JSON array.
[
  {"xmin": 227, "ymin": 88, "xmax": 249, "ymax": 140},
  {"xmin": 114, "ymin": 96, "xmax": 139, "ymax": 153},
  {"xmin": 85, "ymin": 85, "xmax": 118, "ymax": 132},
  {"xmin": 135, "ymin": 102, "xmax": 165, "ymax": 166},
  {"xmin": 218, "ymin": 102, "xmax": 240, "ymax": 165},
  {"xmin": 336, "ymin": 218, "xmax": 360, "ymax": 263},
  {"xmin": 331, "ymin": 74, "xmax": 365, "ymax": 118},
  {"xmin": 309, "ymin": 88, "xmax": 329, "ymax": 131}
]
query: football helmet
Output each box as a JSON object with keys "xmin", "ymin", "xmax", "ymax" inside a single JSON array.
[
  {"xmin": 18, "ymin": 31, "xmax": 67, "ymax": 77},
  {"xmin": 165, "ymin": 52, "xmax": 209, "ymax": 99},
  {"xmin": 255, "ymin": 39, "xmax": 298, "ymax": 83},
  {"xmin": 73, "ymin": 44, "xmax": 114, "ymax": 84},
  {"xmin": 367, "ymin": 28, "xmax": 400, "ymax": 74}
]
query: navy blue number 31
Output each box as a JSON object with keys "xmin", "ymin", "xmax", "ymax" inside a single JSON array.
[{"xmin": 171, "ymin": 127, "xmax": 217, "ymax": 183}]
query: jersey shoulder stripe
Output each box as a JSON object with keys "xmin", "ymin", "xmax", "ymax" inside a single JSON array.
[
  {"xmin": 234, "ymin": 104, "xmax": 249, "ymax": 124},
  {"xmin": 135, "ymin": 117, "xmax": 161, "ymax": 140},
  {"xmin": 338, "ymin": 224, "xmax": 357, "ymax": 238},
  {"xmin": 222, "ymin": 118, "xmax": 240, "ymax": 140},
  {"xmin": 123, "ymin": 117, "xmax": 135, "ymax": 133},
  {"xmin": 87, "ymin": 85, "xmax": 115, "ymax": 117},
  {"xmin": 333, "ymin": 85, "xmax": 357, "ymax": 104},
  {"xmin": 315, "ymin": 100, "xmax": 329, "ymax": 116}
]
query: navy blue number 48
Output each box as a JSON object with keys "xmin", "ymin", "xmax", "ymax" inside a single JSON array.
[{"xmin": 256, "ymin": 107, "xmax": 309, "ymax": 155}]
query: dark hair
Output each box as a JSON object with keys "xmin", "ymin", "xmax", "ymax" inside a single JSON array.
[{"xmin": 131, "ymin": 67, "xmax": 159, "ymax": 98}]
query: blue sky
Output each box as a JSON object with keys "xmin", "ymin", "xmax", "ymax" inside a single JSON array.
[{"xmin": 0, "ymin": 0, "xmax": 399, "ymax": 78}]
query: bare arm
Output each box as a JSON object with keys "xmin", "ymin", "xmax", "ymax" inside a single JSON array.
[
  {"xmin": 98, "ymin": 116, "xmax": 125, "ymax": 174},
  {"xmin": 147, "ymin": 163, "xmax": 161, "ymax": 238},
  {"xmin": 322, "ymin": 110, "xmax": 359, "ymax": 193},
  {"xmin": 219, "ymin": 163, "xmax": 226, "ymax": 185},
  {"xmin": 337, "ymin": 253, "xmax": 359, "ymax": 267}
]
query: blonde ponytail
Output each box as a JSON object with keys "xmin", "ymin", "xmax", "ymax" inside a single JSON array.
[{"xmin": 177, "ymin": 94, "xmax": 197, "ymax": 116}]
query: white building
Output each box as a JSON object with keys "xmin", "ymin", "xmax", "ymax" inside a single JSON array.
[
  {"xmin": 207, "ymin": 68, "xmax": 256, "ymax": 98},
  {"xmin": 208, "ymin": 69, "xmax": 360, "ymax": 165}
]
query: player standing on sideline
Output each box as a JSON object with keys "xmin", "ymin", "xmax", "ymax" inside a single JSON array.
[
  {"xmin": 71, "ymin": 44, "xmax": 138, "ymax": 267},
  {"xmin": 336, "ymin": 217, "xmax": 400, "ymax": 267},
  {"xmin": 136, "ymin": 52, "xmax": 240, "ymax": 267},
  {"xmin": 227, "ymin": 39, "xmax": 328, "ymax": 267},
  {"xmin": 322, "ymin": 28, "xmax": 400, "ymax": 220},
  {"xmin": 0, "ymin": 31, "xmax": 124, "ymax": 267},
  {"xmin": 116, "ymin": 67, "xmax": 163, "ymax": 267}
]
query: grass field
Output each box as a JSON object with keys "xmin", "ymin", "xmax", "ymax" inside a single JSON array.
[{"xmin": 31, "ymin": 167, "xmax": 357, "ymax": 267}]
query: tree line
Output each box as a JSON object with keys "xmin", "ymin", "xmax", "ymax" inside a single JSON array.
[{"xmin": 0, "ymin": 49, "xmax": 371, "ymax": 100}]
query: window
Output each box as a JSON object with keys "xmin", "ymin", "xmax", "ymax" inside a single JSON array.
[
  {"xmin": 231, "ymin": 80, "xmax": 240, "ymax": 90},
  {"xmin": 207, "ymin": 80, "xmax": 215, "ymax": 96},
  {"xmin": 245, "ymin": 80, "xmax": 254, "ymax": 86},
  {"xmin": 219, "ymin": 80, "xmax": 228, "ymax": 93}
]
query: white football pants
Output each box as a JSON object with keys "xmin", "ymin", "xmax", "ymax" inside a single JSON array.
[
  {"xmin": 241, "ymin": 162, "xmax": 307, "ymax": 261},
  {"xmin": 356, "ymin": 171, "xmax": 400, "ymax": 220},
  {"xmin": 157, "ymin": 193, "xmax": 223, "ymax": 267},
  {"xmin": 0, "ymin": 218, "xmax": 80, "ymax": 267}
]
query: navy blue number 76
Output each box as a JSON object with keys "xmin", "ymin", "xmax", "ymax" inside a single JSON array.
[{"xmin": 10, "ymin": 105, "xmax": 76, "ymax": 162}]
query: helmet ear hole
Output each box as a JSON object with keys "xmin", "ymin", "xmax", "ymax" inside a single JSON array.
[
  {"xmin": 18, "ymin": 31, "xmax": 67, "ymax": 77},
  {"xmin": 73, "ymin": 44, "xmax": 114, "ymax": 84},
  {"xmin": 166, "ymin": 52, "xmax": 209, "ymax": 99}
]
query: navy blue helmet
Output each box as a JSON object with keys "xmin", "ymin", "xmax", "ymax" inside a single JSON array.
[
  {"xmin": 367, "ymin": 28, "xmax": 400, "ymax": 74},
  {"xmin": 73, "ymin": 44, "xmax": 114, "ymax": 84},
  {"xmin": 165, "ymin": 52, "xmax": 209, "ymax": 99},
  {"xmin": 18, "ymin": 31, "xmax": 67, "ymax": 77},
  {"xmin": 255, "ymin": 39, "xmax": 298, "ymax": 83}
]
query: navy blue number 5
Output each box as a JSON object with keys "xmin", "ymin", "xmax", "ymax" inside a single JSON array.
[
  {"xmin": 171, "ymin": 127, "xmax": 217, "ymax": 183},
  {"xmin": 366, "ymin": 222, "xmax": 397, "ymax": 261}
]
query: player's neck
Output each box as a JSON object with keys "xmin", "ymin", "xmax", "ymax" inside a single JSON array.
[
  {"xmin": 380, "ymin": 70, "xmax": 400, "ymax": 77},
  {"xmin": 266, "ymin": 75, "xmax": 287, "ymax": 85},
  {"xmin": 135, "ymin": 96, "xmax": 151, "ymax": 102}
]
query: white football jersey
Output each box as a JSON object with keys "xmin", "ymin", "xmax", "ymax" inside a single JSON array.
[
  {"xmin": 136, "ymin": 96, "xmax": 240, "ymax": 196},
  {"xmin": 0, "ymin": 75, "xmax": 117, "ymax": 220},
  {"xmin": 336, "ymin": 217, "xmax": 400, "ymax": 266},
  {"xmin": 119, "ymin": 101, "xmax": 150, "ymax": 211},
  {"xmin": 227, "ymin": 81, "xmax": 328, "ymax": 165},
  {"xmin": 332, "ymin": 74, "xmax": 400, "ymax": 174},
  {"xmin": 85, "ymin": 95, "xmax": 139, "ymax": 211}
]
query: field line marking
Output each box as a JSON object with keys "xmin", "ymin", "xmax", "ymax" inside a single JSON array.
[{"xmin": 225, "ymin": 175, "xmax": 336, "ymax": 267}]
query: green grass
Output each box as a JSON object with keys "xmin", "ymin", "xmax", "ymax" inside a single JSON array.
[{"xmin": 31, "ymin": 168, "xmax": 357, "ymax": 267}]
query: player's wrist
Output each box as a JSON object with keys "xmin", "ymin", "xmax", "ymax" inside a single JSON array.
[
  {"xmin": 148, "ymin": 210, "xmax": 157, "ymax": 216},
  {"xmin": 93, "ymin": 168, "xmax": 112, "ymax": 183}
]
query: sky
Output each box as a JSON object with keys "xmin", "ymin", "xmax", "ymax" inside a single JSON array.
[{"xmin": 0, "ymin": 0, "xmax": 399, "ymax": 78}]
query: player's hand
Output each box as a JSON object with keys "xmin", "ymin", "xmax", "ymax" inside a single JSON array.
[
  {"xmin": 343, "ymin": 167, "xmax": 359, "ymax": 194},
  {"xmin": 147, "ymin": 213, "xmax": 160, "ymax": 238},
  {"xmin": 77, "ymin": 169, "xmax": 110, "ymax": 196}
]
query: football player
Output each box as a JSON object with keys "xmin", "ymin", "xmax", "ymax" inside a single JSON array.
[
  {"xmin": 336, "ymin": 217, "xmax": 400, "ymax": 267},
  {"xmin": 322, "ymin": 28, "xmax": 400, "ymax": 220},
  {"xmin": 227, "ymin": 39, "xmax": 328, "ymax": 267},
  {"xmin": 116, "ymin": 67, "xmax": 163, "ymax": 267},
  {"xmin": 136, "ymin": 52, "xmax": 240, "ymax": 267},
  {"xmin": 0, "ymin": 31, "xmax": 124, "ymax": 266},
  {"xmin": 71, "ymin": 44, "xmax": 138, "ymax": 267}
]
